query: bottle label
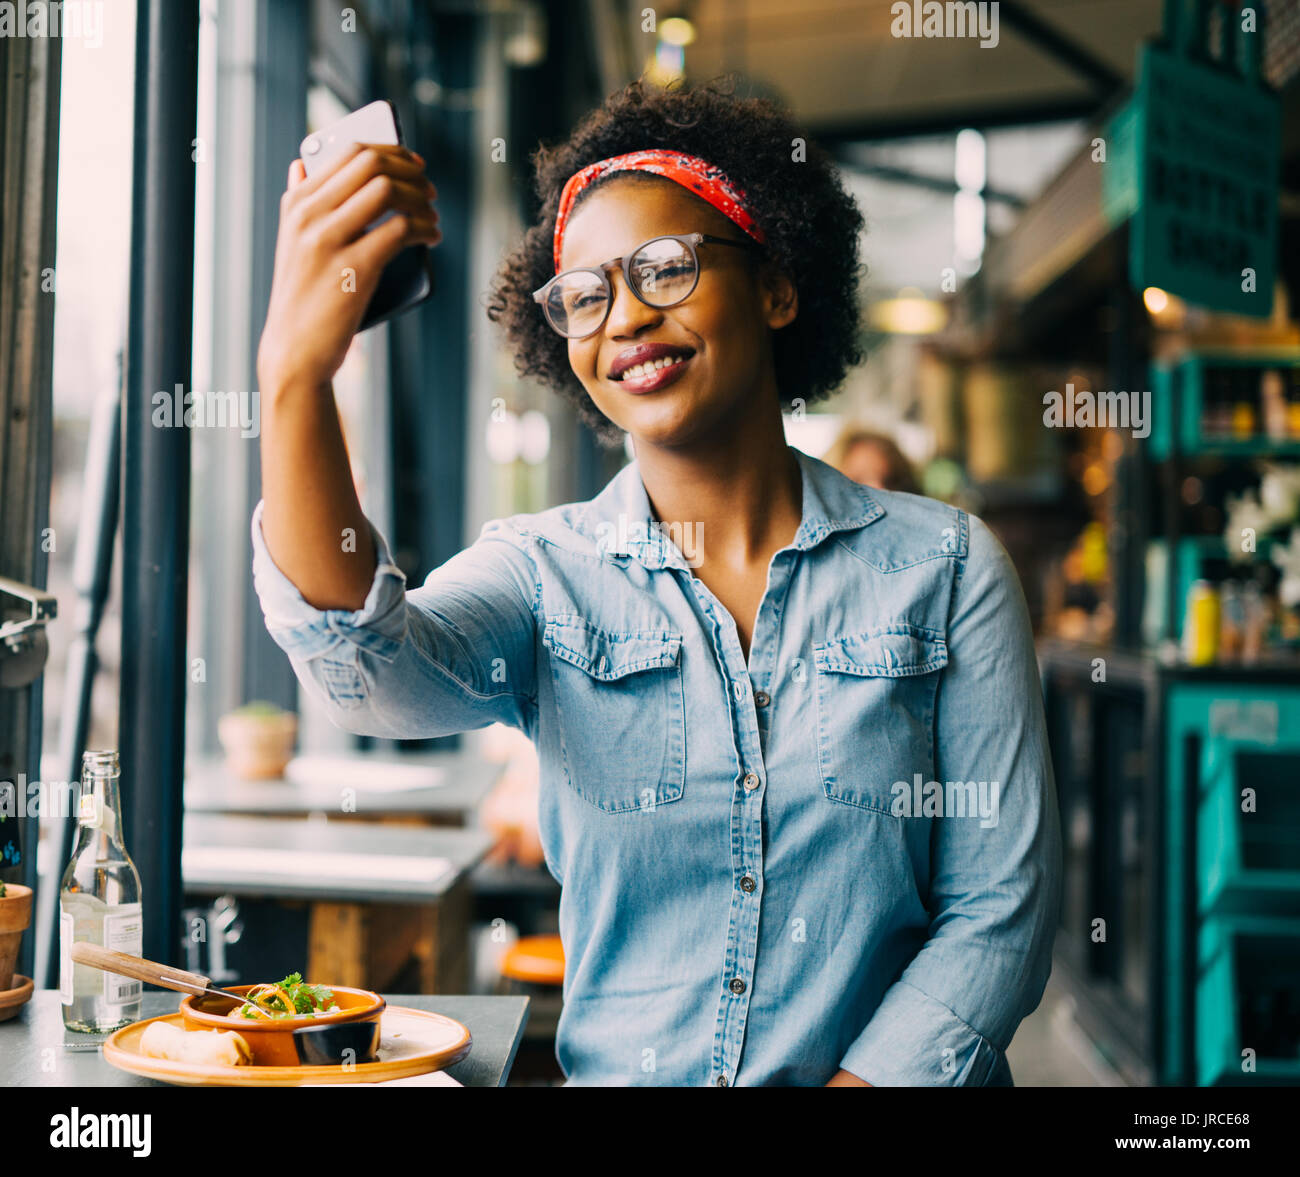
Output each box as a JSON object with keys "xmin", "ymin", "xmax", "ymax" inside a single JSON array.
[
  {"xmin": 102, "ymin": 907, "xmax": 143, "ymax": 1005},
  {"xmin": 59, "ymin": 910, "xmax": 74, "ymax": 1005}
]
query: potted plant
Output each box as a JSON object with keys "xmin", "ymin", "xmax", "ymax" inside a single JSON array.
[
  {"xmin": 218, "ymin": 700, "xmax": 298, "ymax": 780},
  {"xmin": 0, "ymin": 880, "xmax": 34, "ymax": 1021}
]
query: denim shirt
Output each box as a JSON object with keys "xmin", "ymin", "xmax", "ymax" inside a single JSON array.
[{"xmin": 251, "ymin": 445, "xmax": 1062, "ymax": 1086}]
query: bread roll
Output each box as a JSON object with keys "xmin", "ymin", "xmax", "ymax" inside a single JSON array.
[{"xmin": 139, "ymin": 1021, "xmax": 252, "ymax": 1066}]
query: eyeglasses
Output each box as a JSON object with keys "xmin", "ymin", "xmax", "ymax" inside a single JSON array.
[{"xmin": 532, "ymin": 232, "xmax": 761, "ymax": 339}]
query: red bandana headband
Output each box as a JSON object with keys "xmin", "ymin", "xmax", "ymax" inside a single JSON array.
[{"xmin": 552, "ymin": 148, "xmax": 766, "ymax": 272}]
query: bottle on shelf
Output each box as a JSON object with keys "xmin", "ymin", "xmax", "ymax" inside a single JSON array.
[
  {"xmin": 1229, "ymin": 367, "xmax": 1258, "ymax": 440},
  {"xmin": 1241, "ymin": 580, "xmax": 1267, "ymax": 664},
  {"xmin": 1219, "ymin": 581, "xmax": 1244, "ymax": 662},
  {"xmin": 1261, "ymin": 369, "xmax": 1288, "ymax": 442},
  {"xmin": 1205, "ymin": 368, "xmax": 1235, "ymax": 440},
  {"xmin": 59, "ymin": 750, "xmax": 143, "ymax": 1033},
  {"xmin": 1183, "ymin": 579, "xmax": 1220, "ymax": 666}
]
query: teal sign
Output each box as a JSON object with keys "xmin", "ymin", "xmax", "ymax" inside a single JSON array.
[{"xmin": 1107, "ymin": 6, "xmax": 1279, "ymax": 319}]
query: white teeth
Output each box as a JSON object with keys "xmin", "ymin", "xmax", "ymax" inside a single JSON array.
[{"xmin": 620, "ymin": 354, "xmax": 688, "ymax": 381}]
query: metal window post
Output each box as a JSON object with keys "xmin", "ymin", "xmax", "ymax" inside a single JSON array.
[
  {"xmin": 119, "ymin": 0, "xmax": 199, "ymax": 966},
  {"xmin": 0, "ymin": 2, "xmax": 61, "ymax": 982}
]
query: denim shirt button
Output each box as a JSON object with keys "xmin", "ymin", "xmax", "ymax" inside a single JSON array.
[
  {"xmin": 754, "ymin": 690, "xmax": 770, "ymax": 708},
  {"xmin": 742, "ymin": 772, "xmax": 760, "ymax": 792},
  {"xmin": 716, "ymin": 1074, "xmax": 729, "ymax": 1087},
  {"xmin": 729, "ymin": 977, "xmax": 746, "ymax": 995},
  {"xmin": 740, "ymin": 875, "xmax": 756, "ymax": 893}
]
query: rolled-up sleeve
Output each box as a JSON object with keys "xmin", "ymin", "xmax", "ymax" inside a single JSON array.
[
  {"xmin": 250, "ymin": 500, "xmax": 539, "ymax": 739},
  {"xmin": 838, "ymin": 514, "xmax": 1063, "ymax": 1086}
]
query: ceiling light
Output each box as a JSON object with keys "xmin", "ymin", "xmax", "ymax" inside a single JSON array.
[
  {"xmin": 659, "ymin": 17, "xmax": 696, "ymax": 46},
  {"xmin": 868, "ymin": 288, "xmax": 948, "ymax": 335}
]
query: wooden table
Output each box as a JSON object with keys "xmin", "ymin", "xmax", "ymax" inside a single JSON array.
[
  {"xmin": 185, "ymin": 751, "xmax": 502, "ymax": 827},
  {"xmin": 183, "ymin": 813, "xmax": 497, "ymax": 993},
  {"xmin": 2, "ymin": 991, "xmax": 529, "ymax": 1086}
]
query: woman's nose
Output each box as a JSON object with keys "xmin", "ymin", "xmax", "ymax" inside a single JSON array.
[{"xmin": 603, "ymin": 269, "xmax": 662, "ymax": 338}]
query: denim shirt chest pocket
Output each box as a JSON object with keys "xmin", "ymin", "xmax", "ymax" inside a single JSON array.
[
  {"xmin": 812, "ymin": 624, "xmax": 948, "ymax": 815},
  {"xmin": 541, "ymin": 614, "xmax": 686, "ymax": 813}
]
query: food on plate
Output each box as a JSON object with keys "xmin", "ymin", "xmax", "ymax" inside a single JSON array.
[
  {"xmin": 237, "ymin": 972, "xmax": 339, "ymax": 1019},
  {"xmin": 139, "ymin": 1020, "xmax": 251, "ymax": 1066}
]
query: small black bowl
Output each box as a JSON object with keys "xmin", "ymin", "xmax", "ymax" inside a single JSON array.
[{"xmin": 291, "ymin": 1018, "xmax": 382, "ymax": 1066}]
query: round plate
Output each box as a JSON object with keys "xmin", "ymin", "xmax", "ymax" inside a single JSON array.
[{"xmin": 102, "ymin": 1005, "xmax": 471, "ymax": 1086}]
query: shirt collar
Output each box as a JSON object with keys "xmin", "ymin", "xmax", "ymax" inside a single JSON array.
[{"xmin": 577, "ymin": 444, "xmax": 885, "ymax": 570}]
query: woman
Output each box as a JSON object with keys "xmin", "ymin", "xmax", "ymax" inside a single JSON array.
[
  {"xmin": 253, "ymin": 79, "xmax": 1061, "ymax": 1086},
  {"xmin": 824, "ymin": 424, "xmax": 921, "ymax": 495}
]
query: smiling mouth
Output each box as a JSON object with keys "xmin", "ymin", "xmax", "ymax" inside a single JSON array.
[{"xmin": 610, "ymin": 350, "xmax": 695, "ymax": 382}]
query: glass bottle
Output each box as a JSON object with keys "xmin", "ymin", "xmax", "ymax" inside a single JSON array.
[
  {"xmin": 1261, "ymin": 369, "xmax": 1287, "ymax": 441},
  {"xmin": 1230, "ymin": 368, "xmax": 1257, "ymax": 440},
  {"xmin": 1183, "ymin": 579, "xmax": 1220, "ymax": 667},
  {"xmin": 59, "ymin": 750, "xmax": 143, "ymax": 1032},
  {"xmin": 1218, "ymin": 581, "xmax": 1243, "ymax": 662}
]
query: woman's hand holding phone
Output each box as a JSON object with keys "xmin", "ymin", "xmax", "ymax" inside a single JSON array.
[
  {"xmin": 257, "ymin": 143, "xmax": 441, "ymax": 398},
  {"xmin": 256, "ymin": 142, "xmax": 439, "ymax": 613}
]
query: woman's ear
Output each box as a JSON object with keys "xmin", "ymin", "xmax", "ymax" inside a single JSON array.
[{"xmin": 760, "ymin": 263, "xmax": 798, "ymax": 329}]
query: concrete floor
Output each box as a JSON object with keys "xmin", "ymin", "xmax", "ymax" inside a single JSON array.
[{"xmin": 1007, "ymin": 975, "xmax": 1129, "ymax": 1086}]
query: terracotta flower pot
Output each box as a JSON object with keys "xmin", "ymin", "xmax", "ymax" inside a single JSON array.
[
  {"xmin": 218, "ymin": 711, "xmax": 298, "ymax": 780},
  {"xmin": 0, "ymin": 882, "xmax": 33, "ymax": 993}
]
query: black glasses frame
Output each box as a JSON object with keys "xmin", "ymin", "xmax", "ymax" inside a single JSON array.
[{"xmin": 532, "ymin": 232, "xmax": 761, "ymax": 339}]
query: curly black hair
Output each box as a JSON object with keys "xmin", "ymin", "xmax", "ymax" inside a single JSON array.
[{"xmin": 485, "ymin": 76, "xmax": 866, "ymax": 447}]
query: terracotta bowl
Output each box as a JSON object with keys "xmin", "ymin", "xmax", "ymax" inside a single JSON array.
[
  {"xmin": 0, "ymin": 974, "xmax": 34, "ymax": 1023},
  {"xmin": 0, "ymin": 884, "xmax": 33, "ymax": 992},
  {"xmin": 179, "ymin": 983, "xmax": 384, "ymax": 1066}
]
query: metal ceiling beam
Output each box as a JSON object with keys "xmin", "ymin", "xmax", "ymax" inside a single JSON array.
[
  {"xmin": 811, "ymin": 97, "xmax": 1098, "ymax": 144},
  {"xmin": 999, "ymin": 1, "xmax": 1127, "ymax": 94},
  {"xmin": 833, "ymin": 155, "xmax": 1028, "ymax": 207}
]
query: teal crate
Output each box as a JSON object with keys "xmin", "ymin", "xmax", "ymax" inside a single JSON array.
[
  {"xmin": 1197, "ymin": 915, "xmax": 1300, "ymax": 1086},
  {"xmin": 1149, "ymin": 351, "xmax": 1300, "ymax": 459},
  {"xmin": 1163, "ymin": 685, "xmax": 1300, "ymax": 1084},
  {"xmin": 1199, "ymin": 738, "xmax": 1300, "ymax": 916}
]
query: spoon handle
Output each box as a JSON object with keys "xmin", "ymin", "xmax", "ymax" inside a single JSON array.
[{"xmin": 69, "ymin": 943, "xmax": 214, "ymax": 997}]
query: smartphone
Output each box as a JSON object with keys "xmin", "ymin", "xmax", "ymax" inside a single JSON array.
[{"xmin": 299, "ymin": 99, "xmax": 434, "ymax": 331}]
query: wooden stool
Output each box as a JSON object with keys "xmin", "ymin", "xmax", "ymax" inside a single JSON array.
[
  {"xmin": 500, "ymin": 933, "xmax": 564, "ymax": 987},
  {"xmin": 497, "ymin": 933, "xmax": 565, "ymax": 1082}
]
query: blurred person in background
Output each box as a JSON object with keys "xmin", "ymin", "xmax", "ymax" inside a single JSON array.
[
  {"xmin": 478, "ymin": 723, "xmax": 545, "ymax": 870},
  {"xmin": 824, "ymin": 424, "xmax": 921, "ymax": 494}
]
